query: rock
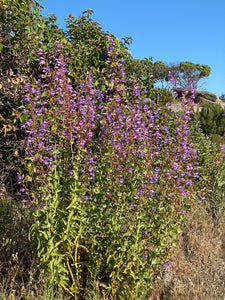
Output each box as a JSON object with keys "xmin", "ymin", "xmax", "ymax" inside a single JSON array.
[
  {"xmin": 174, "ymin": 88, "xmax": 225, "ymax": 111},
  {"xmin": 166, "ymin": 103, "xmax": 184, "ymax": 114},
  {"xmin": 195, "ymin": 89, "xmax": 218, "ymax": 103}
]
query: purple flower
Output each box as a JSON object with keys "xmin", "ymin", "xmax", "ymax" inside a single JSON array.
[
  {"xmin": 150, "ymin": 190, "xmax": 154, "ymax": 197},
  {"xmin": 141, "ymin": 182, "xmax": 145, "ymax": 188},
  {"xmin": 172, "ymin": 162, "xmax": 179, "ymax": 170},
  {"xmin": 185, "ymin": 179, "xmax": 192, "ymax": 186},
  {"xmin": 179, "ymin": 186, "xmax": 186, "ymax": 196},
  {"xmin": 186, "ymin": 163, "xmax": 193, "ymax": 170},
  {"xmin": 22, "ymin": 95, "xmax": 29, "ymax": 102},
  {"xmin": 37, "ymin": 48, "xmax": 43, "ymax": 55},
  {"xmin": 137, "ymin": 189, "xmax": 143, "ymax": 195},
  {"xmin": 193, "ymin": 172, "xmax": 199, "ymax": 178},
  {"xmin": 45, "ymin": 146, "xmax": 52, "ymax": 151},
  {"xmin": 163, "ymin": 261, "xmax": 171, "ymax": 268}
]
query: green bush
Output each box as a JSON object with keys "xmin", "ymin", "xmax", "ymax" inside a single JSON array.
[
  {"xmin": 190, "ymin": 121, "xmax": 225, "ymax": 219},
  {"xmin": 150, "ymin": 87, "xmax": 175, "ymax": 105},
  {"xmin": 195, "ymin": 102, "xmax": 225, "ymax": 136}
]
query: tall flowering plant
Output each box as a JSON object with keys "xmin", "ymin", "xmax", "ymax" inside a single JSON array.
[
  {"xmin": 22, "ymin": 42, "xmax": 98, "ymax": 187},
  {"xmin": 21, "ymin": 36, "xmax": 200, "ymax": 298},
  {"xmin": 21, "ymin": 41, "xmax": 101, "ymax": 295},
  {"xmin": 96, "ymin": 34, "xmax": 199, "ymax": 227}
]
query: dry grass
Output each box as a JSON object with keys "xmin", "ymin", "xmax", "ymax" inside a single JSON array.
[{"xmin": 159, "ymin": 201, "xmax": 225, "ymax": 300}]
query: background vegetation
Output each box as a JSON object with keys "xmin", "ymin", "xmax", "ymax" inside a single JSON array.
[{"xmin": 0, "ymin": 0, "xmax": 224, "ymax": 299}]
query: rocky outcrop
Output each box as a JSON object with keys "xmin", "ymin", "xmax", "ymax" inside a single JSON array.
[
  {"xmin": 171, "ymin": 89, "xmax": 225, "ymax": 113},
  {"xmin": 175, "ymin": 88, "xmax": 220, "ymax": 102},
  {"xmin": 194, "ymin": 89, "xmax": 219, "ymax": 103}
]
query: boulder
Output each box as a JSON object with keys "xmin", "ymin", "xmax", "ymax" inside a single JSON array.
[
  {"xmin": 166, "ymin": 88, "xmax": 225, "ymax": 115},
  {"xmin": 175, "ymin": 88, "xmax": 218, "ymax": 103},
  {"xmin": 174, "ymin": 88, "xmax": 225, "ymax": 110},
  {"xmin": 194, "ymin": 89, "xmax": 218, "ymax": 103}
]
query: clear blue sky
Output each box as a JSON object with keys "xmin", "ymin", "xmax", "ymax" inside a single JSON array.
[{"xmin": 40, "ymin": 0, "xmax": 225, "ymax": 96}]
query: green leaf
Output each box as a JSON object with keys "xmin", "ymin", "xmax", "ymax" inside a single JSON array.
[
  {"xmin": 19, "ymin": 112, "xmax": 29, "ymax": 123},
  {"xmin": 151, "ymin": 258, "xmax": 162, "ymax": 266}
]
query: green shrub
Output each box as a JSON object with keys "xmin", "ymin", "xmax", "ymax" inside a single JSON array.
[
  {"xmin": 195, "ymin": 102, "xmax": 225, "ymax": 136},
  {"xmin": 190, "ymin": 121, "xmax": 225, "ymax": 219},
  {"xmin": 150, "ymin": 87, "xmax": 175, "ymax": 105}
]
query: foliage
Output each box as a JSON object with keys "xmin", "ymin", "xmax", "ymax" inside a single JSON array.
[
  {"xmin": 150, "ymin": 87, "xmax": 175, "ymax": 105},
  {"xmin": 65, "ymin": 9, "xmax": 115, "ymax": 78},
  {"xmin": 0, "ymin": 0, "xmax": 66, "ymax": 196},
  {"xmin": 1, "ymin": 1, "xmax": 224, "ymax": 299},
  {"xmin": 1, "ymin": 1, "xmax": 130, "ymax": 79},
  {"xmin": 175, "ymin": 61, "xmax": 211, "ymax": 86},
  {"xmin": 152, "ymin": 61, "xmax": 170, "ymax": 87},
  {"xmin": 125, "ymin": 57, "xmax": 155, "ymax": 95},
  {"xmin": 1, "ymin": 0, "xmax": 65, "ymax": 77},
  {"xmin": 195, "ymin": 102, "xmax": 225, "ymax": 136},
  {"xmin": 189, "ymin": 121, "xmax": 221, "ymax": 192},
  {"xmin": 151, "ymin": 60, "xmax": 211, "ymax": 89},
  {"xmin": 18, "ymin": 32, "xmax": 203, "ymax": 298},
  {"xmin": 0, "ymin": 0, "xmax": 130, "ymax": 197}
]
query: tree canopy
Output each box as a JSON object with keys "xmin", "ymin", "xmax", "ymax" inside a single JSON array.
[
  {"xmin": 151, "ymin": 60, "xmax": 211, "ymax": 89},
  {"xmin": 174, "ymin": 61, "xmax": 211, "ymax": 86}
]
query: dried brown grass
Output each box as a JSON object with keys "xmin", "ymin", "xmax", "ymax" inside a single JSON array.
[{"xmin": 160, "ymin": 201, "xmax": 225, "ymax": 300}]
